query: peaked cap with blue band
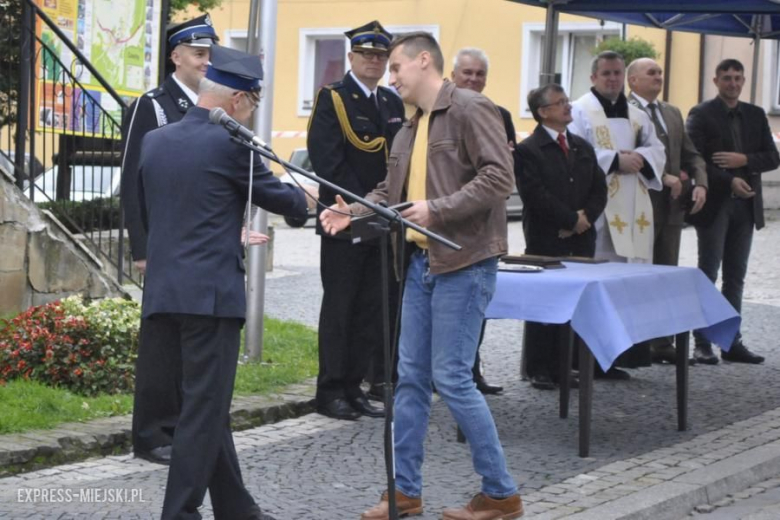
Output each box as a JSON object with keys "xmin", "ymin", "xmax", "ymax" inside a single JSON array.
[
  {"xmin": 167, "ymin": 14, "xmax": 219, "ymax": 48},
  {"xmin": 345, "ymin": 20, "xmax": 393, "ymax": 52},
  {"xmin": 206, "ymin": 46, "xmax": 263, "ymax": 92}
]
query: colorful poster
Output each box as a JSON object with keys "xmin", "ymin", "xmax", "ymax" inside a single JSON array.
[{"xmin": 34, "ymin": 0, "xmax": 162, "ymax": 137}]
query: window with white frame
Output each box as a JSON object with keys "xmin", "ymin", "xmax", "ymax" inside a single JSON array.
[
  {"xmin": 520, "ymin": 22, "xmax": 623, "ymax": 117},
  {"xmin": 298, "ymin": 25, "xmax": 439, "ymax": 116},
  {"xmin": 223, "ymin": 30, "xmax": 248, "ymax": 52}
]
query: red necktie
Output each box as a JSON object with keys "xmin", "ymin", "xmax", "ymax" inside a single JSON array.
[{"xmin": 557, "ymin": 133, "xmax": 569, "ymax": 157}]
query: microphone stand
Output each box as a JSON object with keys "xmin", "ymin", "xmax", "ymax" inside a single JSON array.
[{"xmin": 231, "ymin": 136, "xmax": 461, "ymax": 520}]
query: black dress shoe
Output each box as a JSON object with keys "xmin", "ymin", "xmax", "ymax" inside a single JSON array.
[
  {"xmin": 317, "ymin": 398, "xmax": 361, "ymax": 420},
  {"xmin": 530, "ymin": 374, "xmax": 556, "ymax": 390},
  {"xmin": 694, "ymin": 345, "xmax": 719, "ymax": 365},
  {"xmin": 135, "ymin": 445, "xmax": 172, "ymax": 465},
  {"xmin": 475, "ymin": 376, "xmax": 504, "ymax": 395},
  {"xmin": 552, "ymin": 375, "xmax": 579, "ymax": 389},
  {"xmin": 594, "ymin": 367, "xmax": 631, "ymax": 380},
  {"xmin": 367, "ymin": 383, "xmax": 393, "ymax": 402},
  {"xmin": 651, "ymin": 342, "xmax": 677, "ymax": 364},
  {"xmin": 721, "ymin": 344, "xmax": 764, "ymax": 364},
  {"xmin": 348, "ymin": 395, "xmax": 385, "ymax": 418}
]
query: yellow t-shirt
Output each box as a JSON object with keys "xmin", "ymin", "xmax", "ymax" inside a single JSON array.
[{"xmin": 405, "ymin": 112, "xmax": 430, "ymax": 249}]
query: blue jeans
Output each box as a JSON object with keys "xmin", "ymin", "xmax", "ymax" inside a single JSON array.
[
  {"xmin": 394, "ymin": 250, "xmax": 517, "ymax": 499},
  {"xmin": 694, "ymin": 197, "xmax": 754, "ymax": 348}
]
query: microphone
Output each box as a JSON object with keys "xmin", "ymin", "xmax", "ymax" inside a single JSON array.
[{"xmin": 208, "ymin": 107, "xmax": 271, "ymax": 150}]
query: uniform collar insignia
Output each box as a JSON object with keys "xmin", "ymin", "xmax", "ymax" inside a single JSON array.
[{"xmin": 178, "ymin": 98, "xmax": 189, "ymax": 109}]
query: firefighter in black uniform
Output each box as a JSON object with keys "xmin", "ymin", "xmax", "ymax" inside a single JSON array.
[
  {"xmin": 307, "ymin": 21, "xmax": 405, "ymax": 420},
  {"xmin": 120, "ymin": 14, "xmax": 218, "ymax": 465},
  {"xmin": 139, "ymin": 45, "xmax": 305, "ymax": 520}
]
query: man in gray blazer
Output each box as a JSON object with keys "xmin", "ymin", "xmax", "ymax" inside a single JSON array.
[{"xmin": 627, "ymin": 58, "xmax": 708, "ymax": 363}]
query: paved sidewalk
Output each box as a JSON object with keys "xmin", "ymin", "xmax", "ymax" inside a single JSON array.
[
  {"xmin": 0, "ymin": 215, "xmax": 778, "ymax": 519},
  {"xmin": 684, "ymin": 476, "xmax": 780, "ymax": 519}
]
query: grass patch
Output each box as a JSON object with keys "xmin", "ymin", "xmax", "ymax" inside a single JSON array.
[
  {"xmin": 0, "ymin": 316, "xmax": 318, "ymax": 434},
  {"xmin": 234, "ymin": 316, "xmax": 319, "ymax": 395},
  {"xmin": 0, "ymin": 380, "xmax": 133, "ymax": 434}
]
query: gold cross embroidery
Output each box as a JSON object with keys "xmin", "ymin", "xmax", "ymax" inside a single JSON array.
[
  {"xmin": 636, "ymin": 212, "xmax": 650, "ymax": 233},
  {"xmin": 610, "ymin": 215, "xmax": 628, "ymax": 234}
]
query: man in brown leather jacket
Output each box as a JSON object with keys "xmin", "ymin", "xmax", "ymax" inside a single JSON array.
[{"xmin": 321, "ymin": 31, "xmax": 522, "ymax": 520}]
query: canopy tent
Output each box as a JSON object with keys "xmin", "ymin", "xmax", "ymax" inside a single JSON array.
[{"xmin": 507, "ymin": 0, "xmax": 780, "ymax": 102}]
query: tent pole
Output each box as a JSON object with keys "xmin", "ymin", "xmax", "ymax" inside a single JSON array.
[
  {"xmin": 663, "ymin": 30, "xmax": 672, "ymax": 102},
  {"xmin": 540, "ymin": 1, "xmax": 560, "ymax": 86},
  {"xmin": 749, "ymin": 15, "xmax": 763, "ymax": 104},
  {"xmin": 750, "ymin": 36, "xmax": 761, "ymax": 104}
]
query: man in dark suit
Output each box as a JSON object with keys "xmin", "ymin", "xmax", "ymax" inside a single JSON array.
[
  {"xmin": 450, "ymin": 46, "xmax": 515, "ymax": 395},
  {"xmin": 138, "ymin": 46, "xmax": 307, "ymax": 520},
  {"xmin": 627, "ymin": 57, "xmax": 708, "ymax": 364},
  {"xmin": 516, "ymin": 83, "xmax": 607, "ymax": 389},
  {"xmin": 686, "ymin": 59, "xmax": 779, "ymax": 365},
  {"xmin": 307, "ymin": 21, "xmax": 405, "ymax": 420},
  {"xmin": 120, "ymin": 14, "xmax": 218, "ymax": 465}
]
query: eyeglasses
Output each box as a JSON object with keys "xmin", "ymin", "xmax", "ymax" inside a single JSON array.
[
  {"xmin": 237, "ymin": 91, "xmax": 261, "ymax": 111},
  {"xmin": 353, "ymin": 50, "xmax": 389, "ymax": 61},
  {"xmin": 540, "ymin": 97, "xmax": 570, "ymax": 108}
]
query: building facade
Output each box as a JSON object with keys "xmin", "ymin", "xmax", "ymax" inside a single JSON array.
[{"xmin": 189, "ymin": 0, "xmax": 780, "ymax": 170}]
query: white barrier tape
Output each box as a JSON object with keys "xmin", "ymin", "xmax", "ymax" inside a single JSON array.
[{"xmin": 270, "ymin": 131, "xmax": 779, "ymax": 143}]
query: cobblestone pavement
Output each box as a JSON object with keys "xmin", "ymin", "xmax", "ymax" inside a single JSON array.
[{"xmin": 1, "ymin": 216, "xmax": 779, "ymax": 519}]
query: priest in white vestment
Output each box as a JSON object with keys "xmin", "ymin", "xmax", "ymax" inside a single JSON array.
[{"xmin": 569, "ymin": 51, "xmax": 665, "ymax": 263}]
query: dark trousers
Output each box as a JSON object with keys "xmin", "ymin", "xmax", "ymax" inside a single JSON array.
[
  {"xmin": 157, "ymin": 314, "xmax": 256, "ymax": 520},
  {"xmin": 525, "ymin": 322, "xmax": 567, "ymax": 379},
  {"xmin": 694, "ymin": 197, "xmax": 754, "ymax": 349},
  {"xmin": 317, "ymin": 237, "xmax": 398, "ymax": 404},
  {"xmin": 132, "ymin": 317, "xmax": 181, "ymax": 452},
  {"xmin": 653, "ymin": 222, "xmax": 683, "ymax": 267}
]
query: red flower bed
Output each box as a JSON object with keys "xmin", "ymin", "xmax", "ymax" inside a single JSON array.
[{"xmin": 0, "ymin": 297, "xmax": 139, "ymax": 396}]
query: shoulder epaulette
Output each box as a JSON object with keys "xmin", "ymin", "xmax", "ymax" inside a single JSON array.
[{"xmin": 145, "ymin": 86, "xmax": 165, "ymax": 99}]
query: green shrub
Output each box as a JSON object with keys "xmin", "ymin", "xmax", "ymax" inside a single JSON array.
[
  {"xmin": 594, "ymin": 37, "xmax": 658, "ymax": 65},
  {"xmin": 37, "ymin": 198, "xmax": 121, "ymax": 234},
  {"xmin": 0, "ymin": 296, "xmax": 140, "ymax": 396}
]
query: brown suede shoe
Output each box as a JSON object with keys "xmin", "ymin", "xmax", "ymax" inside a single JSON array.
[
  {"xmin": 441, "ymin": 493, "xmax": 523, "ymax": 520},
  {"xmin": 360, "ymin": 490, "xmax": 423, "ymax": 520}
]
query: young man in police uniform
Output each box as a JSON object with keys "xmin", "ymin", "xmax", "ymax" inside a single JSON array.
[
  {"xmin": 307, "ymin": 21, "xmax": 405, "ymax": 421},
  {"xmin": 138, "ymin": 45, "xmax": 307, "ymax": 520},
  {"xmin": 120, "ymin": 14, "xmax": 218, "ymax": 465}
]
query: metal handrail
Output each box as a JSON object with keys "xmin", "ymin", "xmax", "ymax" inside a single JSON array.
[{"xmin": 24, "ymin": 0, "xmax": 128, "ymax": 110}]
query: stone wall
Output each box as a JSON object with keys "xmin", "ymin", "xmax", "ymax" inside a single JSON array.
[{"xmin": 0, "ymin": 171, "xmax": 127, "ymax": 316}]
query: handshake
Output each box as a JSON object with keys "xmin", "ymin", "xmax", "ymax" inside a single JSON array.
[{"xmin": 559, "ymin": 209, "xmax": 590, "ymax": 239}]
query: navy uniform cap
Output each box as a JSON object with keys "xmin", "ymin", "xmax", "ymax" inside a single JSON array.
[
  {"xmin": 205, "ymin": 46, "xmax": 263, "ymax": 92},
  {"xmin": 167, "ymin": 14, "xmax": 219, "ymax": 48},
  {"xmin": 344, "ymin": 20, "xmax": 393, "ymax": 53}
]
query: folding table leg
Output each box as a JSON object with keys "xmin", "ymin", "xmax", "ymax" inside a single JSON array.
[
  {"xmin": 559, "ymin": 324, "xmax": 574, "ymax": 419},
  {"xmin": 675, "ymin": 331, "xmax": 690, "ymax": 431},
  {"xmin": 578, "ymin": 337, "xmax": 593, "ymax": 458}
]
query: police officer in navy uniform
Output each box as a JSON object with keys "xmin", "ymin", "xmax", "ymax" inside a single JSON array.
[
  {"xmin": 120, "ymin": 14, "xmax": 219, "ymax": 466},
  {"xmin": 138, "ymin": 45, "xmax": 306, "ymax": 520},
  {"xmin": 307, "ymin": 21, "xmax": 405, "ymax": 421}
]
